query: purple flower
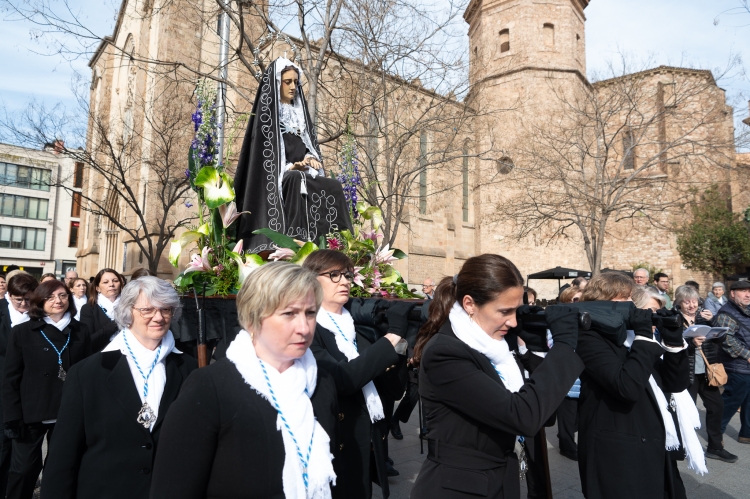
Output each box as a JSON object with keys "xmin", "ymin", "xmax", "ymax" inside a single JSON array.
[{"xmin": 185, "ymin": 201, "xmax": 193, "ymax": 208}]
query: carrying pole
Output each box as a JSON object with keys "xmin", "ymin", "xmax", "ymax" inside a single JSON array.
[
  {"xmin": 195, "ymin": 284, "xmax": 208, "ymax": 368},
  {"xmin": 538, "ymin": 427, "xmax": 554, "ymax": 498}
]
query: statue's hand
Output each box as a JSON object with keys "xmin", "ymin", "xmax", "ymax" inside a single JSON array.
[
  {"xmin": 307, "ymin": 158, "xmax": 322, "ymax": 170},
  {"xmin": 291, "ymin": 162, "xmax": 309, "ymax": 171}
]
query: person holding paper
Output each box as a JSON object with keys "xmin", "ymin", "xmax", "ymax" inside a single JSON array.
[{"xmin": 674, "ymin": 285, "xmax": 736, "ymax": 463}]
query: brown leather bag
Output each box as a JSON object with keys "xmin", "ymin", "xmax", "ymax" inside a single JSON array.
[{"xmin": 699, "ymin": 347, "xmax": 728, "ymax": 387}]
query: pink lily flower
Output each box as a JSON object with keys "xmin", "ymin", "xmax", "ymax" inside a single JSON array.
[
  {"xmin": 352, "ymin": 267, "xmax": 365, "ymax": 287},
  {"xmin": 269, "ymin": 245, "xmax": 296, "ymax": 261},
  {"xmin": 373, "ymin": 244, "xmax": 397, "ymax": 265},
  {"xmin": 232, "ymin": 239, "xmax": 243, "ymax": 254},
  {"xmin": 185, "ymin": 247, "xmax": 212, "ymax": 273},
  {"xmin": 361, "ymin": 230, "xmax": 380, "ymax": 243},
  {"xmin": 219, "ymin": 202, "xmax": 242, "ymax": 228}
]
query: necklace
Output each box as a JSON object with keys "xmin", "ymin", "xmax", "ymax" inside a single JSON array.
[
  {"xmin": 326, "ymin": 312, "xmax": 357, "ymax": 349},
  {"xmin": 123, "ymin": 333, "xmax": 162, "ymax": 429},
  {"xmin": 258, "ymin": 359, "xmax": 315, "ymax": 489},
  {"xmin": 39, "ymin": 329, "xmax": 71, "ymax": 381}
]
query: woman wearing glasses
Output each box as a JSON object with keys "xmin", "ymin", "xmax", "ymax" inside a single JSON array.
[
  {"xmin": 2, "ymin": 279, "xmax": 91, "ymax": 499},
  {"xmin": 79, "ymin": 268, "xmax": 125, "ymax": 352},
  {"xmin": 303, "ymin": 250, "xmax": 409, "ymax": 499},
  {"xmin": 41, "ymin": 277, "xmax": 196, "ymax": 499}
]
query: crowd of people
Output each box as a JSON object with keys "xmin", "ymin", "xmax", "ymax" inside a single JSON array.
[{"xmin": 0, "ymin": 260, "xmax": 747, "ymax": 499}]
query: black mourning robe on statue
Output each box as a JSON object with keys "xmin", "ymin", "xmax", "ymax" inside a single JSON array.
[{"xmin": 234, "ymin": 58, "xmax": 353, "ymax": 253}]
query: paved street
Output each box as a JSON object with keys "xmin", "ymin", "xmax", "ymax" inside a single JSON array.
[{"xmin": 377, "ymin": 397, "xmax": 750, "ymax": 499}]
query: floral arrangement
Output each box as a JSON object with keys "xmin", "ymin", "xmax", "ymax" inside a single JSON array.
[{"xmin": 169, "ymin": 82, "xmax": 415, "ymax": 298}]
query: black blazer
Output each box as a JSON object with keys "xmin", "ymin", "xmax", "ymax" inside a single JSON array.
[
  {"xmin": 0, "ymin": 300, "xmax": 13, "ymax": 420},
  {"xmin": 311, "ymin": 323, "xmax": 401, "ymax": 499},
  {"xmin": 150, "ymin": 357, "xmax": 338, "ymax": 499},
  {"xmin": 2, "ymin": 318, "xmax": 91, "ymax": 424},
  {"xmin": 576, "ymin": 328, "xmax": 690, "ymax": 499},
  {"xmin": 410, "ymin": 322, "xmax": 583, "ymax": 499},
  {"xmin": 79, "ymin": 303, "xmax": 119, "ymax": 352},
  {"xmin": 40, "ymin": 350, "xmax": 196, "ymax": 499}
]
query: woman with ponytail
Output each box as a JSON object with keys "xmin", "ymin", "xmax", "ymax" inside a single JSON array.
[{"xmin": 410, "ymin": 254, "xmax": 585, "ymax": 499}]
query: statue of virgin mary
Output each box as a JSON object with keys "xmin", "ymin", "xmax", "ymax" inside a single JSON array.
[{"xmin": 234, "ymin": 57, "xmax": 354, "ymax": 254}]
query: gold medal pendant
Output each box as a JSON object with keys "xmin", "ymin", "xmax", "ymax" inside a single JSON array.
[
  {"xmin": 137, "ymin": 402, "xmax": 156, "ymax": 429},
  {"xmin": 58, "ymin": 365, "xmax": 67, "ymax": 381}
]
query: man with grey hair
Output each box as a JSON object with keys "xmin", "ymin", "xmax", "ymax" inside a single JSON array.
[
  {"xmin": 633, "ymin": 268, "xmax": 649, "ymax": 286},
  {"xmin": 64, "ymin": 270, "xmax": 79, "ymax": 288},
  {"xmin": 422, "ymin": 278, "xmax": 435, "ymax": 299}
]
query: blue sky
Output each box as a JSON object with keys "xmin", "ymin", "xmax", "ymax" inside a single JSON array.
[{"xmin": 1, "ymin": 0, "xmax": 749, "ymax": 136}]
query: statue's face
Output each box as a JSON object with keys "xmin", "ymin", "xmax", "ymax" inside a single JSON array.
[{"xmin": 280, "ymin": 69, "xmax": 299, "ymax": 104}]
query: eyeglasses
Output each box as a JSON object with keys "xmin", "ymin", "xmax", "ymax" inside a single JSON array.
[
  {"xmin": 318, "ymin": 270, "xmax": 354, "ymax": 283},
  {"xmin": 133, "ymin": 307, "xmax": 175, "ymax": 320},
  {"xmin": 46, "ymin": 293, "xmax": 69, "ymax": 302},
  {"xmin": 10, "ymin": 297, "xmax": 30, "ymax": 305}
]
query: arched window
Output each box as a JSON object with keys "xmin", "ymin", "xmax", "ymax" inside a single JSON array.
[
  {"xmin": 499, "ymin": 29, "xmax": 510, "ymax": 53},
  {"xmin": 543, "ymin": 23, "xmax": 555, "ymax": 49},
  {"xmin": 462, "ymin": 141, "xmax": 470, "ymax": 222},
  {"xmin": 419, "ymin": 131, "xmax": 428, "ymax": 214},
  {"xmin": 623, "ymin": 129, "xmax": 635, "ymax": 170}
]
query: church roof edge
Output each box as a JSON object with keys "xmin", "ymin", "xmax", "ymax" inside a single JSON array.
[
  {"xmin": 88, "ymin": 0, "xmax": 129, "ymax": 68},
  {"xmin": 592, "ymin": 65, "xmax": 717, "ymax": 88}
]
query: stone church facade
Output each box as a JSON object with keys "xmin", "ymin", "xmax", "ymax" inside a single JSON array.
[{"xmin": 78, "ymin": 0, "xmax": 745, "ymax": 297}]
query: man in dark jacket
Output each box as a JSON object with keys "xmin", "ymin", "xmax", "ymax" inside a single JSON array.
[{"xmin": 717, "ymin": 280, "xmax": 750, "ymax": 442}]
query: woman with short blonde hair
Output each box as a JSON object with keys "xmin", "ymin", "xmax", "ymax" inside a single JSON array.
[{"xmin": 151, "ymin": 262, "xmax": 338, "ymax": 499}]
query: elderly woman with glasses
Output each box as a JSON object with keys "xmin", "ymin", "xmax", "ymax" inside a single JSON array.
[
  {"xmin": 41, "ymin": 276, "xmax": 196, "ymax": 499},
  {"xmin": 303, "ymin": 250, "xmax": 409, "ymax": 499},
  {"xmin": 2, "ymin": 279, "xmax": 91, "ymax": 499}
]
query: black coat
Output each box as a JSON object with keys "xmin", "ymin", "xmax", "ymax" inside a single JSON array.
[
  {"xmin": 410, "ymin": 322, "xmax": 584, "ymax": 499},
  {"xmin": 40, "ymin": 350, "xmax": 197, "ymax": 499},
  {"xmin": 310, "ymin": 323, "xmax": 402, "ymax": 499},
  {"xmin": 576, "ymin": 328, "xmax": 690, "ymax": 499},
  {"xmin": 79, "ymin": 303, "xmax": 119, "ymax": 352},
  {"xmin": 0, "ymin": 300, "xmax": 13, "ymax": 420},
  {"xmin": 2, "ymin": 318, "xmax": 91, "ymax": 425},
  {"xmin": 150, "ymin": 357, "xmax": 339, "ymax": 499},
  {"xmin": 680, "ymin": 313, "xmax": 719, "ymax": 383}
]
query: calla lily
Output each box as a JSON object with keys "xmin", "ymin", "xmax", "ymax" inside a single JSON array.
[
  {"xmin": 237, "ymin": 254, "xmax": 264, "ymax": 284},
  {"xmin": 269, "ymin": 245, "xmax": 296, "ymax": 261},
  {"xmin": 168, "ymin": 241, "xmax": 182, "ymax": 267},
  {"xmin": 194, "ymin": 166, "xmax": 235, "ymax": 209},
  {"xmin": 184, "ymin": 247, "xmax": 213, "ymax": 273},
  {"xmin": 373, "ymin": 244, "xmax": 398, "ymax": 265},
  {"xmin": 219, "ymin": 202, "xmax": 243, "ymax": 228}
]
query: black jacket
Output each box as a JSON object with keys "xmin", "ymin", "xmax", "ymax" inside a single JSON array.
[
  {"xmin": 311, "ymin": 322, "xmax": 402, "ymax": 499},
  {"xmin": 576, "ymin": 328, "xmax": 690, "ymax": 499},
  {"xmin": 79, "ymin": 303, "xmax": 119, "ymax": 352},
  {"xmin": 0, "ymin": 300, "xmax": 13, "ymax": 420},
  {"xmin": 150, "ymin": 358, "xmax": 338, "ymax": 499},
  {"xmin": 680, "ymin": 313, "xmax": 719, "ymax": 383},
  {"xmin": 40, "ymin": 350, "xmax": 197, "ymax": 499},
  {"xmin": 410, "ymin": 322, "xmax": 583, "ymax": 499},
  {"xmin": 2, "ymin": 318, "xmax": 91, "ymax": 425}
]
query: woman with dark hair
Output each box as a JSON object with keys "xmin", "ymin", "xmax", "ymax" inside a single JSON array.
[
  {"xmin": 130, "ymin": 268, "xmax": 156, "ymax": 280},
  {"xmin": 410, "ymin": 254, "xmax": 584, "ymax": 499},
  {"xmin": 2, "ymin": 279, "xmax": 90, "ymax": 499},
  {"xmin": 576, "ymin": 273, "xmax": 693, "ymax": 499},
  {"xmin": 42, "ymin": 277, "xmax": 196, "ymax": 499},
  {"xmin": 303, "ymin": 250, "xmax": 409, "ymax": 499},
  {"xmin": 39, "ymin": 274, "xmax": 57, "ymax": 283},
  {"xmin": 0, "ymin": 274, "xmax": 38, "ymax": 496},
  {"xmin": 79, "ymin": 268, "xmax": 125, "ymax": 351},
  {"xmin": 234, "ymin": 58, "xmax": 353, "ymax": 253}
]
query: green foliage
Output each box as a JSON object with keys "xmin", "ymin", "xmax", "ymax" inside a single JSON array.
[{"xmin": 675, "ymin": 185, "xmax": 750, "ymax": 278}]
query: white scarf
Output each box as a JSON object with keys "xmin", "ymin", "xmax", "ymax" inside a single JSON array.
[
  {"xmin": 97, "ymin": 293, "xmax": 120, "ymax": 320},
  {"xmin": 449, "ymin": 302, "xmax": 524, "ymax": 393},
  {"xmin": 6, "ymin": 293, "xmax": 30, "ymax": 328},
  {"xmin": 44, "ymin": 312, "xmax": 72, "ymax": 332},
  {"xmin": 102, "ymin": 329, "xmax": 179, "ymax": 431},
  {"xmin": 316, "ymin": 308, "xmax": 385, "ymax": 422},
  {"xmin": 73, "ymin": 295, "xmax": 87, "ymax": 321},
  {"xmin": 227, "ymin": 330, "xmax": 335, "ymax": 499},
  {"xmin": 624, "ymin": 331, "xmax": 707, "ymax": 474}
]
